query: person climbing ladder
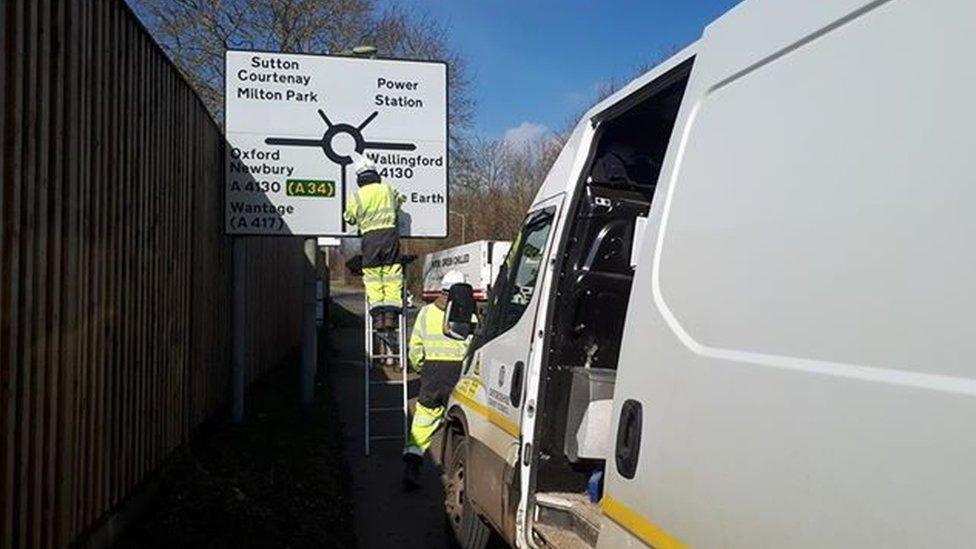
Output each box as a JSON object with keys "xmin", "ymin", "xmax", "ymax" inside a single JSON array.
[{"xmin": 344, "ymin": 156, "xmax": 405, "ymax": 330}]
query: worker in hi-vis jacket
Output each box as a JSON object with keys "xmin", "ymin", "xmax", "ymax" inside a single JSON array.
[
  {"xmin": 402, "ymin": 270, "xmax": 472, "ymax": 489},
  {"xmin": 344, "ymin": 156, "xmax": 406, "ymax": 331}
]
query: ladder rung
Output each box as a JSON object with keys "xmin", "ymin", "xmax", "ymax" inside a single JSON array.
[
  {"xmin": 370, "ymin": 354, "xmax": 401, "ymax": 359},
  {"xmin": 368, "ymin": 435, "xmax": 403, "ymax": 441},
  {"xmin": 370, "ymin": 379, "xmax": 404, "ymax": 385},
  {"xmin": 368, "ymin": 407, "xmax": 403, "ymax": 413}
]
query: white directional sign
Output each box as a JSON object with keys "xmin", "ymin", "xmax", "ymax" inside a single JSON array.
[{"xmin": 224, "ymin": 50, "xmax": 448, "ymax": 236}]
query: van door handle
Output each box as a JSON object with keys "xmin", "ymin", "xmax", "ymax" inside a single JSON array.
[
  {"xmin": 615, "ymin": 399, "xmax": 642, "ymax": 479},
  {"xmin": 510, "ymin": 361, "xmax": 525, "ymax": 407}
]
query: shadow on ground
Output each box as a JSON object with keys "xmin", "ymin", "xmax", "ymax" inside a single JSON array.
[
  {"xmin": 115, "ymin": 332, "xmax": 355, "ymax": 549},
  {"xmin": 329, "ymin": 285, "xmax": 507, "ymax": 549},
  {"xmin": 328, "ymin": 286, "xmax": 454, "ymax": 549},
  {"xmin": 115, "ymin": 288, "xmax": 505, "ymax": 549}
]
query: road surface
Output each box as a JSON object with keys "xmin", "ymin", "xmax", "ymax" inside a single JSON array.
[{"xmin": 329, "ymin": 286, "xmax": 452, "ymax": 548}]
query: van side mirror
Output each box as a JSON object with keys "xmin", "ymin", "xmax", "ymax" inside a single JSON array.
[{"xmin": 444, "ymin": 283, "xmax": 476, "ymax": 340}]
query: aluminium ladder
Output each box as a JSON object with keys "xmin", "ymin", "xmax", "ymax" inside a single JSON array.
[{"xmin": 363, "ymin": 292, "xmax": 408, "ymax": 456}]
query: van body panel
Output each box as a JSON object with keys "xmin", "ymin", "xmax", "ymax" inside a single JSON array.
[
  {"xmin": 452, "ymin": 366, "xmax": 521, "ymax": 532},
  {"xmin": 602, "ymin": 0, "xmax": 976, "ymax": 547},
  {"xmin": 595, "ymin": 515, "xmax": 646, "ymax": 549},
  {"xmin": 467, "ymin": 431, "xmax": 511, "ymax": 532},
  {"xmin": 696, "ymin": 0, "xmax": 891, "ymax": 91}
]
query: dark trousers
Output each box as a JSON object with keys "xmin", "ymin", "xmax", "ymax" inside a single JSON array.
[{"xmin": 418, "ymin": 360, "xmax": 462, "ymax": 408}]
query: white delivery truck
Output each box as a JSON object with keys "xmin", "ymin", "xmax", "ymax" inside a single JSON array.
[
  {"xmin": 440, "ymin": 1, "xmax": 976, "ymax": 548},
  {"xmin": 422, "ymin": 240, "xmax": 512, "ymax": 302}
]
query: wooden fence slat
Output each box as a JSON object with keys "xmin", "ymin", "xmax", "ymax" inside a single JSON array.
[
  {"xmin": 79, "ymin": 0, "xmax": 95, "ymax": 529},
  {"xmin": 0, "ymin": 0, "xmax": 10, "ymax": 540},
  {"xmin": 0, "ymin": 1, "xmax": 305, "ymax": 546},
  {"xmin": 20, "ymin": 0, "xmax": 39, "ymax": 544},
  {"xmin": 0, "ymin": 1, "xmax": 25, "ymax": 546},
  {"xmin": 43, "ymin": 0, "xmax": 65, "ymax": 545},
  {"xmin": 57, "ymin": 0, "xmax": 81, "ymax": 541}
]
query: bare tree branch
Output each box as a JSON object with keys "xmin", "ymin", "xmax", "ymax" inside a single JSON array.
[{"xmin": 130, "ymin": 0, "xmax": 474, "ymax": 132}]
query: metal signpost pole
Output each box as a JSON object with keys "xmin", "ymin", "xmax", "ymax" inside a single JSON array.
[
  {"xmin": 232, "ymin": 237, "xmax": 247, "ymax": 424},
  {"xmin": 302, "ymin": 237, "xmax": 318, "ymax": 411},
  {"xmin": 400, "ymin": 285, "xmax": 409, "ymax": 442}
]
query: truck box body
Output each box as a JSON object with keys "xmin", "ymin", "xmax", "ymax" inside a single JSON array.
[{"xmin": 421, "ymin": 240, "xmax": 511, "ymax": 302}]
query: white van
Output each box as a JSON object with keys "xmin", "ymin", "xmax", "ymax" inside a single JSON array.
[{"xmin": 440, "ymin": 1, "xmax": 976, "ymax": 547}]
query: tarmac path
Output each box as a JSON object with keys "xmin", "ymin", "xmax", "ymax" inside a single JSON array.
[{"xmin": 328, "ymin": 286, "xmax": 453, "ymax": 549}]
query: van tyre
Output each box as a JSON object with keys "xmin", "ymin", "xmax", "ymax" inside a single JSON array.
[{"xmin": 444, "ymin": 429, "xmax": 490, "ymax": 549}]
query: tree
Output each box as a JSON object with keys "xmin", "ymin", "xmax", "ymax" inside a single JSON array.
[
  {"xmin": 401, "ymin": 131, "xmax": 565, "ymax": 293},
  {"xmin": 130, "ymin": 0, "xmax": 473, "ymax": 137}
]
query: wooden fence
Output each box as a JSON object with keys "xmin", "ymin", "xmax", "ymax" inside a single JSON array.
[{"xmin": 0, "ymin": 1, "xmax": 305, "ymax": 547}]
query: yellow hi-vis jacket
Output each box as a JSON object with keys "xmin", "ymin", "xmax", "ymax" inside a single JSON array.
[
  {"xmin": 343, "ymin": 181, "xmax": 404, "ymax": 234},
  {"xmin": 408, "ymin": 303, "xmax": 472, "ymax": 371}
]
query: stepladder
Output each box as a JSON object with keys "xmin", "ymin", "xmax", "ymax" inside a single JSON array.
[{"xmin": 363, "ymin": 293, "xmax": 409, "ymax": 456}]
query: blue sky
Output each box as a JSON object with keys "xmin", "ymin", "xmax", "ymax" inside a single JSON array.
[{"xmin": 420, "ymin": 0, "xmax": 743, "ymax": 142}]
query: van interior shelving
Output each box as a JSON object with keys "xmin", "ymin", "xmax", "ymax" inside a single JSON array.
[{"xmin": 529, "ymin": 60, "xmax": 693, "ymax": 548}]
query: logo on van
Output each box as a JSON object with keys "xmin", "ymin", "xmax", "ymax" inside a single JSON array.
[
  {"xmin": 430, "ymin": 253, "xmax": 471, "ymax": 270},
  {"xmin": 498, "ymin": 364, "xmax": 506, "ymax": 387}
]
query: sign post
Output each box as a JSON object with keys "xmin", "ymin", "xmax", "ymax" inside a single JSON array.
[
  {"xmin": 232, "ymin": 238, "xmax": 247, "ymax": 423},
  {"xmin": 224, "ymin": 50, "xmax": 448, "ymax": 416},
  {"xmin": 301, "ymin": 237, "xmax": 318, "ymax": 410}
]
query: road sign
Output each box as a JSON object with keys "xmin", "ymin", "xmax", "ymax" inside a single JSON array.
[{"xmin": 224, "ymin": 50, "xmax": 448, "ymax": 236}]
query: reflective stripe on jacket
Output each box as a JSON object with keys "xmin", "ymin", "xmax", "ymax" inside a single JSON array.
[
  {"xmin": 408, "ymin": 303, "xmax": 471, "ymax": 370},
  {"xmin": 343, "ymin": 181, "xmax": 404, "ymax": 233}
]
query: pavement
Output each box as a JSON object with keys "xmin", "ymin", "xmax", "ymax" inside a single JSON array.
[{"xmin": 328, "ymin": 286, "xmax": 453, "ymax": 549}]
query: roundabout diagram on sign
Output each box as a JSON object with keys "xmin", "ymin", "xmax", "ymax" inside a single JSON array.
[{"xmin": 265, "ymin": 108, "xmax": 417, "ymax": 231}]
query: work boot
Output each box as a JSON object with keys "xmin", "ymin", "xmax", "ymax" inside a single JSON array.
[
  {"xmin": 402, "ymin": 454, "xmax": 422, "ymax": 490},
  {"xmin": 384, "ymin": 311, "xmax": 399, "ymax": 331}
]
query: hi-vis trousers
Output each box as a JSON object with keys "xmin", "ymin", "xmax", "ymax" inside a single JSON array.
[
  {"xmin": 363, "ymin": 263, "xmax": 403, "ymax": 312},
  {"xmin": 404, "ymin": 361, "xmax": 462, "ymax": 457},
  {"xmin": 360, "ymin": 226, "xmax": 402, "ymax": 313}
]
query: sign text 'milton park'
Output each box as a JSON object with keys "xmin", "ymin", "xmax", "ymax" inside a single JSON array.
[{"xmin": 224, "ymin": 51, "xmax": 448, "ymax": 236}]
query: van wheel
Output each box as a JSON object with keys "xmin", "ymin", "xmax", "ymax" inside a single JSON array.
[{"xmin": 444, "ymin": 429, "xmax": 490, "ymax": 549}]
